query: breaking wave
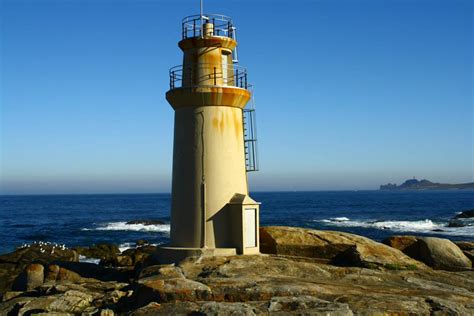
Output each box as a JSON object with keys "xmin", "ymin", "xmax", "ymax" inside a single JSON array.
[
  {"xmin": 118, "ymin": 242, "xmax": 134, "ymax": 252},
  {"xmin": 319, "ymin": 217, "xmax": 474, "ymax": 236},
  {"xmin": 82, "ymin": 221, "xmax": 170, "ymax": 233},
  {"xmin": 322, "ymin": 217, "xmax": 350, "ymax": 223},
  {"xmin": 78, "ymin": 255, "xmax": 100, "ymax": 265}
]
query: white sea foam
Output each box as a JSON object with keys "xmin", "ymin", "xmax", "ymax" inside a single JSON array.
[
  {"xmin": 371, "ymin": 219, "xmax": 439, "ymax": 231},
  {"xmin": 321, "ymin": 218, "xmax": 440, "ymax": 231},
  {"xmin": 82, "ymin": 221, "xmax": 170, "ymax": 233},
  {"xmin": 119, "ymin": 242, "xmax": 134, "ymax": 252},
  {"xmin": 78, "ymin": 255, "xmax": 100, "ymax": 265},
  {"xmin": 319, "ymin": 217, "xmax": 474, "ymax": 236},
  {"xmin": 118, "ymin": 242, "xmax": 161, "ymax": 253},
  {"xmin": 330, "ymin": 217, "xmax": 350, "ymax": 222}
]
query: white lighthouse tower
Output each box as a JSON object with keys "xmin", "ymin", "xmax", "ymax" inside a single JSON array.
[{"xmin": 157, "ymin": 9, "xmax": 260, "ymax": 263}]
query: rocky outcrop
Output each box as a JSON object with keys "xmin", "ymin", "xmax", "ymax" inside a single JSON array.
[
  {"xmin": 50, "ymin": 261, "xmax": 131, "ymax": 282},
  {"xmin": 268, "ymin": 296, "xmax": 353, "ymax": 315},
  {"xmin": 384, "ymin": 236, "xmax": 472, "ymax": 271},
  {"xmin": 98, "ymin": 245, "xmax": 157, "ymax": 268},
  {"xmin": 455, "ymin": 210, "xmax": 474, "ymax": 219},
  {"xmin": 12, "ymin": 263, "xmax": 44, "ymax": 291},
  {"xmin": 180, "ymin": 254, "xmax": 474, "ymax": 314},
  {"xmin": 448, "ymin": 210, "xmax": 474, "ymax": 227},
  {"xmin": 120, "ymin": 245, "xmax": 157, "ymax": 267},
  {"xmin": 0, "ymin": 282, "xmax": 130, "ymax": 315},
  {"xmin": 380, "ymin": 179, "xmax": 474, "ymax": 190},
  {"xmin": 73, "ymin": 242, "xmax": 157, "ymax": 269},
  {"xmin": 135, "ymin": 275, "xmax": 212, "ymax": 306},
  {"xmin": 260, "ymin": 226, "xmax": 423, "ymax": 269},
  {"xmin": 74, "ymin": 243, "xmax": 120, "ymax": 262},
  {"xmin": 0, "ymin": 243, "xmax": 78, "ymax": 266},
  {"xmin": 0, "ymin": 243, "xmax": 78, "ymax": 294},
  {"xmin": 138, "ymin": 264, "xmax": 185, "ymax": 280},
  {"xmin": 48, "ymin": 290, "xmax": 93, "ymax": 314},
  {"xmin": 455, "ymin": 241, "xmax": 474, "ymax": 264},
  {"xmin": 1, "ymin": 228, "xmax": 474, "ymax": 315},
  {"xmin": 383, "ymin": 235, "xmax": 418, "ymax": 251}
]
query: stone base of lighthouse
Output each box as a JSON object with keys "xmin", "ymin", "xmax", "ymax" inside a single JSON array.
[
  {"xmin": 153, "ymin": 247, "xmax": 238, "ymax": 264},
  {"xmin": 154, "ymin": 194, "xmax": 260, "ymax": 264}
]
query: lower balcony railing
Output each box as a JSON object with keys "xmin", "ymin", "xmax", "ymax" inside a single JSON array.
[{"xmin": 169, "ymin": 63, "xmax": 249, "ymax": 90}]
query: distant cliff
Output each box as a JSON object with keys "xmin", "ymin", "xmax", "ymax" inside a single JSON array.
[{"xmin": 380, "ymin": 179, "xmax": 474, "ymax": 190}]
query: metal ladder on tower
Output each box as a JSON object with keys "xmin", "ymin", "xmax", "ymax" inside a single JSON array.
[{"xmin": 243, "ymin": 90, "xmax": 259, "ymax": 172}]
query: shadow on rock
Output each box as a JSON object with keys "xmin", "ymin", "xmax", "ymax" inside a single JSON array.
[{"xmin": 52, "ymin": 261, "xmax": 132, "ymax": 283}]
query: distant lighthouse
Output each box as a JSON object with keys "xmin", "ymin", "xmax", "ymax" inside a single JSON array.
[{"xmin": 157, "ymin": 11, "xmax": 260, "ymax": 262}]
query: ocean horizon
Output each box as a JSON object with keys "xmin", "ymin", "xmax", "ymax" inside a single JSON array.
[{"xmin": 1, "ymin": 190, "xmax": 473, "ymax": 255}]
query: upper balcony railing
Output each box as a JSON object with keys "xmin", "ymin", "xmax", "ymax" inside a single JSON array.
[
  {"xmin": 169, "ymin": 63, "xmax": 248, "ymax": 90},
  {"xmin": 182, "ymin": 14, "xmax": 234, "ymax": 39}
]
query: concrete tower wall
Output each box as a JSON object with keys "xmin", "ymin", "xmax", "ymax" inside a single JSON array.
[
  {"xmin": 162, "ymin": 19, "xmax": 260, "ymax": 260},
  {"xmin": 170, "ymin": 105, "xmax": 248, "ymax": 248}
]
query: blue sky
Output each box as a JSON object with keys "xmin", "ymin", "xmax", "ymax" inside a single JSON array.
[{"xmin": 0, "ymin": 0, "xmax": 472, "ymax": 194}]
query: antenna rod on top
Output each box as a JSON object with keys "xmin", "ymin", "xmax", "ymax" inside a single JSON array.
[{"xmin": 200, "ymin": 0, "xmax": 203, "ymax": 36}]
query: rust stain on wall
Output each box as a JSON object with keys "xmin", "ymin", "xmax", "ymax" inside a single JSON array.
[
  {"xmin": 211, "ymin": 109, "xmax": 226, "ymax": 135},
  {"xmin": 233, "ymin": 110, "xmax": 242, "ymax": 140},
  {"xmin": 212, "ymin": 117, "xmax": 219, "ymax": 130},
  {"xmin": 220, "ymin": 111, "xmax": 225, "ymax": 134}
]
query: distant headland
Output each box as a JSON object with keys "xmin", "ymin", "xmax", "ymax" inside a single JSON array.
[{"xmin": 380, "ymin": 178, "xmax": 474, "ymax": 190}]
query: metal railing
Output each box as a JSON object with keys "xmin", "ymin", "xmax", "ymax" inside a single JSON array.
[
  {"xmin": 182, "ymin": 14, "xmax": 234, "ymax": 39},
  {"xmin": 169, "ymin": 63, "xmax": 248, "ymax": 90}
]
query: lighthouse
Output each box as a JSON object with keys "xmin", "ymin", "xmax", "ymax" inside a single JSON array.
[{"xmin": 157, "ymin": 12, "xmax": 260, "ymax": 262}]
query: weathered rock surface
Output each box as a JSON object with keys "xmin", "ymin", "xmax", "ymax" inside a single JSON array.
[
  {"xmin": 456, "ymin": 241, "xmax": 474, "ymax": 264},
  {"xmin": 260, "ymin": 226, "xmax": 423, "ymax": 269},
  {"xmin": 176, "ymin": 255, "xmax": 474, "ymax": 315},
  {"xmin": 199, "ymin": 301, "xmax": 257, "ymax": 315},
  {"xmin": 132, "ymin": 301, "xmax": 198, "ymax": 315},
  {"xmin": 51, "ymin": 261, "xmax": 131, "ymax": 282},
  {"xmin": 121, "ymin": 245, "xmax": 157, "ymax": 267},
  {"xmin": 138, "ymin": 264, "xmax": 185, "ymax": 280},
  {"xmin": 268, "ymin": 296, "xmax": 353, "ymax": 315},
  {"xmin": 384, "ymin": 235, "xmax": 472, "ymax": 271},
  {"xmin": 12, "ymin": 263, "xmax": 44, "ymax": 291},
  {"xmin": 74, "ymin": 244, "xmax": 120, "ymax": 262},
  {"xmin": 455, "ymin": 210, "xmax": 474, "ymax": 219},
  {"xmin": 448, "ymin": 210, "xmax": 474, "ymax": 227},
  {"xmin": 0, "ymin": 243, "xmax": 78, "ymax": 267},
  {"xmin": 1, "ymin": 228, "xmax": 474, "ymax": 315},
  {"xmin": 48, "ymin": 290, "xmax": 93, "ymax": 313},
  {"xmin": 100, "ymin": 245, "xmax": 157, "ymax": 268},
  {"xmin": 135, "ymin": 275, "xmax": 212, "ymax": 306},
  {"xmin": 383, "ymin": 235, "xmax": 418, "ymax": 251},
  {"xmin": 0, "ymin": 243, "xmax": 78, "ymax": 294}
]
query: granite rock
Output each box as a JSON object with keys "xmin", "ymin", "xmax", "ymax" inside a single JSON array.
[
  {"xmin": 0, "ymin": 243, "xmax": 78, "ymax": 294},
  {"xmin": 1, "ymin": 227, "xmax": 474, "ymax": 314},
  {"xmin": 74, "ymin": 244, "xmax": 120, "ymax": 262},
  {"xmin": 135, "ymin": 276, "xmax": 212, "ymax": 306},
  {"xmin": 268, "ymin": 296, "xmax": 353, "ymax": 315},
  {"xmin": 260, "ymin": 226, "xmax": 423, "ymax": 269},
  {"xmin": 12, "ymin": 263, "xmax": 44, "ymax": 291},
  {"xmin": 385, "ymin": 236, "xmax": 472, "ymax": 271},
  {"xmin": 455, "ymin": 241, "xmax": 474, "ymax": 264}
]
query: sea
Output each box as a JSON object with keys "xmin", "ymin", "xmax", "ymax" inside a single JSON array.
[{"xmin": 0, "ymin": 191, "xmax": 473, "ymax": 255}]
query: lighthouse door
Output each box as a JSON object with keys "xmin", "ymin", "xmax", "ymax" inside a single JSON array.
[
  {"xmin": 244, "ymin": 208, "xmax": 257, "ymax": 248},
  {"xmin": 221, "ymin": 53, "xmax": 228, "ymax": 85}
]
